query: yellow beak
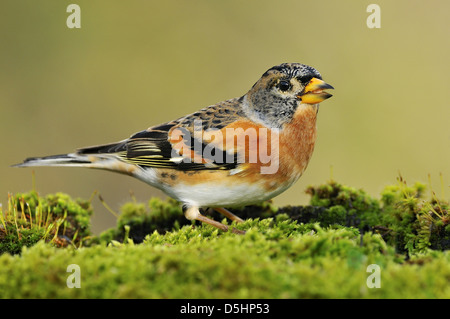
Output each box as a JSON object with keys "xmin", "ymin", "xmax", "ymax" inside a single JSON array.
[{"xmin": 298, "ymin": 77, "xmax": 334, "ymax": 104}]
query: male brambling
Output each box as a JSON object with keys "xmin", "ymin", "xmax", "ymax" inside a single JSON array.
[{"xmin": 14, "ymin": 63, "xmax": 333, "ymax": 233}]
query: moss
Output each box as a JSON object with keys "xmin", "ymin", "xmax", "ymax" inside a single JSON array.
[
  {"xmin": 98, "ymin": 198, "xmax": 279, "ymax": 244},
  {"xmin": 0, "ymin": 191, "xmax": 93, "ymax": 254},
  {"xmin": 99, "ymin": 197, "xmax": 189, "ymax": 244},
  {"xmin": 378, "ymin": 179, "xmax": 449, "ymax": 255},
  {"xmin": 0, "ymin": 222, "xmax": 449, "ymax": 298},
  {"xmin": 305, "ymin": 181, "xmax": 382, "ymax": 230},
  {"xmin": 301, "ymin": 179, "xmax": 449, "ymax": 256},
  {"xmin": 208, "ymin": 200, "xmax": 278, "ymax": 221},
  {"xmin": 1, "ymin": 177, "xmax": 449, "ymax": 298},
  {"xmin": 0, "ymin": 223, "xmax": 45, "ymax": 256}
]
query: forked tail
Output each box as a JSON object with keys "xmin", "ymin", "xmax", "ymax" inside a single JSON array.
[
  {"xmin": 12, "ymin": 153, "xmax": 95, "ymax": 168},
  {"xmin": 12, "ymin": 141, "xmax": 126, "ymax": 169}
]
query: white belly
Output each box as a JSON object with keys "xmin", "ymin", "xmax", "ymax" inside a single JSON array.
[
  {"xmin": 164, "ymin": 181, "xmax": 289, "ymax": 207},
  {"xmin": 133, "ymin": 167, "xmax": 297, "ymax": 208}
]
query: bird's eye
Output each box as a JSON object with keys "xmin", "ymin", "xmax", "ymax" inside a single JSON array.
[{"xmin": 278, "ymin": 80, "xmax": 291, "ymax": 92}]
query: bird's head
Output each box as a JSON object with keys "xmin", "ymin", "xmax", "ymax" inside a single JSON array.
[{"xmin": 244, "ymin": 63, "xmax": 334, "ymax": 128}]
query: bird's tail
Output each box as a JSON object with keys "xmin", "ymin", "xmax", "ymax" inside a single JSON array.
[
  {"xmin": 12, "ymin": 153, "xmax": 99, "ymax": 168},
  {"xmin": 12, "ymin": 141, "xmax": 126, "ymax": 169}
]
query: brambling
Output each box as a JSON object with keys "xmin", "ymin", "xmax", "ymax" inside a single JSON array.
[{"xmin": 14, "ymin": 63, "xmax": 333, "ymax": 233}]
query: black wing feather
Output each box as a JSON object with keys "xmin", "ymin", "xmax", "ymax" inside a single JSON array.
[{"xmin": 77, "ymin": 99, "xmax": 244, "ymax": 171}]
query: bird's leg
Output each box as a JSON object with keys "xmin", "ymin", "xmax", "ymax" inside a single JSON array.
[
  {"xmin": 183, "ymin": 205, "xmax": 245, "ymax": 234},
  {"xmin": 214, "ymin": 207, "xmax": 244, "ymax": 223},
  {"xmin": 183, "ymin": 205, "xmax": 229, "ymax": 231}
]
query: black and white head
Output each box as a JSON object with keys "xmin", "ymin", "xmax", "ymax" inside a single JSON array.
[{"xmin": 244, "ymin": 63, "xmax": 334, "ymax": 128}]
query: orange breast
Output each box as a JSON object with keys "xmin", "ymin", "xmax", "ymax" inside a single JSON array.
[
  {"xmin": 159, "ymin": 105, "xmax": 318, "ymax": 195},
  {"xmin": 278, "ymin": 104, "xmax": 318, "ymax": 179}
]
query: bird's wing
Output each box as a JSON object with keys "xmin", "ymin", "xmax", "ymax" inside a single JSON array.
[{"xmin": 78, "ymin": 98, "xmax": 245, "ymax": 171}]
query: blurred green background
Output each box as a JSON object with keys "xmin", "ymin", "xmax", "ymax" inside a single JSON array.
[{"xmin": 1, "ymin": 1, "xmax": 449, "ymax": 234}]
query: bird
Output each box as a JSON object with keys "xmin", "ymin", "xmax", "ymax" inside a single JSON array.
[{"xmin": 14, "ymin": 63, "xmax": 333, "ymax": 234}]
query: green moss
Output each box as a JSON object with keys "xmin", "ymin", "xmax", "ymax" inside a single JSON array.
[
  {"xmin": 378, "ymin": 179, "xmax": 449, "ymax": 255},
  {"xmin": 99, "ymin": 197, "xmax": 189, "ymax": 244},
  {"xmin": 302, "ymin": 179, "xmax": 449, "ymax": 256},
  {"xmin": 0, "ymin": 191, "xmax": 93, "ymax": 254},
  {"xmin": 0, "ymin": 221, "xmax": 449, "ymax": 298},
  {"xmin": 1, "ymin": 177, "xmax": 449, "ymax": 298},
  {"xmin": 0, "ymin": 224, "xmax": 45, "ymax": 256},
  {"xmin": 98, "ymin": 198, "xmax": 279, "ymax": 244},
  {"xmin": 305, "ymin": 181, "xmax": 382, "ymax": 230}
]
